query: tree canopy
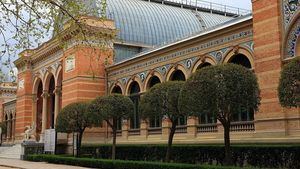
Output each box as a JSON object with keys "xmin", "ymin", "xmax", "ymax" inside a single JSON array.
[
  {"xmin": 278, "ymin": 57, "xmax": 300, "ymax": 108},
  {"xmin": 139, "ymin": 81, "xmax": 186, "ymax": 162},
  {"xmin": 179, "ymin": 64, "xmax": 260, "ymax": 165},
  {"xmin": 56, "ymin": 102, "xmax": 99, "ymax": 156},
  {"xmin": 89, "ymin": 94, "xmax": 134, "ymax": 160}
]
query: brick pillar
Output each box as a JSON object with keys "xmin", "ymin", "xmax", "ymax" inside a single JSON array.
[
  {"xmin": 15, "ymin": 53, "xmax": 33, "ymax": 141},
  {"xmin": 252, "ymin": 0, "xmax": 286, "ymax": 137}
]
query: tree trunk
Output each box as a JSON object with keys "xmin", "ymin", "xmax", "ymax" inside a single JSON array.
[
  {"xmin": 112, "ymin": 127, "xmax": 117, "ymax": 160},
  {"xmin": 223, "ymin": 123, "xmax": 232, "ymax": 166},
  {"xmin": 77, "ymin": 131, "xmax": 83, "ymax": 157},
  {"xmin": 165, "ymin": 122, "xmax": 176, "ymax": 162}
]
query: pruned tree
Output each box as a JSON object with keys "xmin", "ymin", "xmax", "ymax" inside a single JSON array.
[
  {"xmin": 278, "ymin": 57, "xmax": 300, "ymax": 108},
  {"xmin": 179, "ymin": 64, "xmax": 260, "ymax": 165},
  {"xmin": 89, "ymin": 94, "xmax": 134, "ymax": 160},
  {"xmin": 56, "ymin": 102, "xmax": 99, "ymax": 157},
  {"xmin": 139, "ymin": 81, "xmax": 186, "ymax": 162}
]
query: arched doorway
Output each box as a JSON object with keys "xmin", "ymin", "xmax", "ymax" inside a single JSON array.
[
  {"xmin": 128, "ymin": 81, "xmax": 141, "ymax": 130},
  {"xmin": 228, "ymin": 54, "xmax": 252, "ymax": 69},
  {"xmin": 170, "ymin": 70, "xmax": 186, "ymax": 81},
  {"xmin": 36, "ymin": 80, "xmax": 43, "ymax": 140},
  {"xmin": 9, "ymin": 113, "xmax": 13, "ymax": 141},
  {"xmin": 48, "ymin": 75, "xmax": 55, "ymax": 129}
]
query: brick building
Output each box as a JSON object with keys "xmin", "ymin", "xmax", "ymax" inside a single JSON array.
[{"xmin": 2, "ymin": 0, "xmax": 300, "ymax": 145}]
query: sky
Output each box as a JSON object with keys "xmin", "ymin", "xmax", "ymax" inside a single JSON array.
[{"xmin": 206, "ymin": 0, "xmax": 252, "ymax": 10}]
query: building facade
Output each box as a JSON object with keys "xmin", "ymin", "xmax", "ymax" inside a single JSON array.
[{"xmin": 2, "ymin": 0, "xmax": 300, "ymax": 144}]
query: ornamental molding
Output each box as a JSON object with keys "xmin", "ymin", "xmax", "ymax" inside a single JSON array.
[
  {"xmin": 283, "ymin": 0, "xmax": 300, "ymax": 29},
  {"xmin": 286, "ymin": 18, "xmax": 300, "ymax": 58},
  {"xmin": 108, "ymin": 29, "xmax": 253, "ymax": 77}
]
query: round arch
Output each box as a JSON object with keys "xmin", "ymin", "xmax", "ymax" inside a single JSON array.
[
  {"xmin": 144, "ymin": 71, "xmax": 163, "ymax": 90},
  {"xmin": 43, "ymin": 70, "xmax": 55, "ymax": 90},
  {"xmin": 166, "ymin": 64, "xmax": 188, "ymax": 81},
  {"xmin": 283, "ymin": 12, "xmax": 300, "ymax": 58},
  {"xmin": 223, "ymin": 47, "xmax": 255, "ymax": 69},
  {"xmin": 125, "ymin": 77, "xmax": 143, "ymax": 95},
  {"xmin": 32, "ymin": 76, "xmax": 43, "ymax": 94},
  {"xmin": 110, "ymin": 82, "xmax": 124, "ymax": 94},
  {"xmin": 192, "ymin": 56, "xmax": 217, "ymax": 73},
  {"xmin": 55, "ymin": 65, "xmax": 63, "ymax": 87}
]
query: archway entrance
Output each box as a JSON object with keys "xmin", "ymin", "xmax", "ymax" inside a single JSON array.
[
  {"xmin": 228, "ymin": 54, "xmax": 252, "ymax": 69},
  {"xmin": 36, "ymin": 80, "xmax": 43, "ymax": 140},
  {"xmin": 48, "ymin": 75, "xmax": 55, "ymax": 129}
]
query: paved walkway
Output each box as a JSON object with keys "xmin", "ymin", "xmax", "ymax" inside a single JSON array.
[{"xmin": 0, "ymin": 158, "xmax": 92, "ymax": 169}]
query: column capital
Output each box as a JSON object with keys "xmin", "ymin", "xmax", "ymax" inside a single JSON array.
[
  {"xmin": 41, "ymin": 90, "xmax": 49, "ymax": 98},
  {"xmin": 32, "ymin": 95, "xmax": 38, "ymax": 103},
  {"xmin": 53, "ymin": 87, "xmax": 62, "ymax": 95}
]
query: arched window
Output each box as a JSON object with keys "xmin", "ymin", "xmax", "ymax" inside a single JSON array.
[
  {"xmin": 111, "ymin": 85, "xmax": 123, "ymax": 131},
  {"xmin": 229, "ymin": 54, "xmax": 252, "ymax": 69},
  {"xmin": 128, "ymin": 81, "xmax": 141, "ymax": 129},
  {"xmin": 170, "ymin": 70, "xmax": 186, "ymax": 81},
  {"xmin": 197, "ymin": 62, "xmax": 212, "ymax": 70},
  {"xmin": 111, "ymin": 85, "xmax": 122, "ymax": 94},
  {"xmin": 228, "ymin": 54, "xmax": 254, "ymax": 122},
  {"xmin": 147, "ymin": 76, "xmax": 161, "ymax": 89}
]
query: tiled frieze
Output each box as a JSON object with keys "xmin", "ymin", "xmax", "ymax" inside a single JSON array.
[{"xmin": 283, "ymin": 0, "xmax": 300, "ymax": 29}]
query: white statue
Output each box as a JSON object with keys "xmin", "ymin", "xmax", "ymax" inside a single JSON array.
[{"xmin": 24, "ymin": 122, "xmax": 36, "ymax": 141}]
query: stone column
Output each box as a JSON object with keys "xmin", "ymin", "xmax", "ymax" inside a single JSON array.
[
  {"xmin": 140, "ymin": 120, "xmax": 148, "ymax": 139},
  {"xmin": 187, "ymin": 116, "xmax": 198, "ymax": 139},
  {"xmin": 162, "ymin": 117, "xmax": 172, "ymax": 140},
  {"xmin": 7, "ymin": 118, "xmax": 11, "ymax": 141},
  {"xmin": 122, "ymin": 119, "xmax": 129, "ymax": 140},
  {"xmin": 53, "ymin": 87, "xmax": 61, "ymax": 126},
  {"xmin": 40, "ymin": 90, "xmax": 49, "ymax": 142}
]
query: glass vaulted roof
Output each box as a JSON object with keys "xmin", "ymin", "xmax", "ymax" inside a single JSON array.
[{"xmin": 83, "ymin": 0, "xmax": 233, "ymax": 46}]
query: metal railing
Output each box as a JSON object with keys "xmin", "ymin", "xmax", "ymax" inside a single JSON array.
[
  {"xmin": 230, "ymin": 121, "xmax": 255, "ymax": 132},
  {"xmin": 197, "ymin": 123, "xmax": 218, "ymax": 133},
  {"xmin": 148, "ymin": 127, "xmax": 162, "ymax": 135},
  {"xmin": 175, "ymin": 125, "xmax": 187, "ymax": 133},
  {"xmin": 148, "ymin": 0, "xmax": 251, "ymax": 16},
  {"xmin": 116, "ymin": 130, "xmax": 122, "ymax": 137},
  {"xmin": 128, "ymin": 129, "xmax": 141, "ymax": 136}
]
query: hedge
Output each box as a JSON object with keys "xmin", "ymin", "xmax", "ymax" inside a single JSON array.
[
  {"xmin": 25, "ymin": 154, "xmax": 257, "ymax": 169},
  {"xmin": 80, "ymin": 144, "xmax": 300, "ymax": 168}
]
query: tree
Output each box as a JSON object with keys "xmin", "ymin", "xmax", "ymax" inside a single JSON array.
[
  {"xmin": 139, "ymin": 81, "xmax": 186, "ymax": 162},
  {"xmin": 179, "ymin": 64, "xmax": 260, "ymax": 165},
  {"xmin": 89, "ymin": 94, "xmax": 134, "ymax": 160},
  {"xmin": 278, "ymin": 57, "xmax": 300, "ymax": 108},
  {"xmin": 56, "ymin": 102, "xmax": 99, "ymax": 157}
]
